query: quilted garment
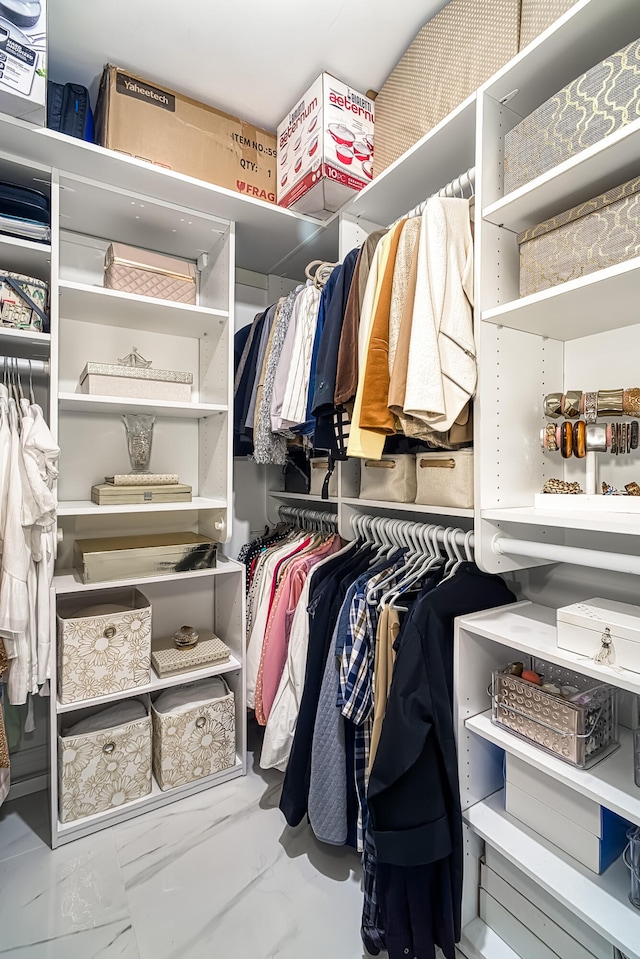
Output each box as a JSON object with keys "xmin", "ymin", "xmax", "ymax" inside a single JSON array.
[{"xmin": 308, "ymin": 616, "xmax": 348, "ymax": 845}]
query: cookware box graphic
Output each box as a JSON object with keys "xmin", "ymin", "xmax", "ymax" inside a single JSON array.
[{"xmin": 277, "ymin": 72, "xmax": 375, "ymax": 216}]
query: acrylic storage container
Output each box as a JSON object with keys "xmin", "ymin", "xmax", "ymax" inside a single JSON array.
[{"xmin": 491, "ymin": 658, "xmax": 618, "ymax": 768}]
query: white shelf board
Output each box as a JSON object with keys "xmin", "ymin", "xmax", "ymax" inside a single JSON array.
[
  {"xmin": 467, "ymin": 711, "xmax": 640, "ymax": 829},
  {"xmin": 57, "ymin": 496, "xmax": 226, "ymax": 516},
  {"xmin": 0, "ymin": 112, "xmax": 337, "ymax": 277},
  {"xmin": 57, "ymin": 654, "xmax": 241, "ymax": 714},
  {"xmin": 53, "ymin": 555, "xmax": 243, "ymax": 594},
  {"xmin": 0, "ymin": 234, "xmax": 51, "ymax": 279},
  {"xmin": 0, "ymin": 325, "xmax": 50, "ymax": 359},
  {"xmin": 58, "ymin": 280, "xmax": 227, "ymax": 337},
  {"xmin": 55, "ymin": 758, "xmax": 243, "ymax": 843},
  {"xmin": 464, "ymin": 790, "xmax": 640, "ymax": 959},
  {"xmin": 340, "ymin": 94, "xmax": 476, "ymax": 227},
  {"xmin": 482, "ymin": 257, "xmax": 640, "ymax": 340},
  {"xmin": 58, "ymin": 392, "xmax": 226, "ymax": 419},
  {"xmin": 483, "ymin": 118, "xmax": 640, "ymax": 234},
  {"xmin": 268, "ymin": 490, "xmax": 338, "ymax": 504},
  {"xmin": 342, "ymin": 496, "xmax": 474, "ymax": 518},
  {"xmin": 460, "ymin": 918, "xmax": 520, "ymax": 959},
  {"xmin": 458, "ymin": 601, "xmax": 640, "ymax": 698},
  {"xmin": 482, "ymin": 505, "xmax": 640, "ymax": 536}
]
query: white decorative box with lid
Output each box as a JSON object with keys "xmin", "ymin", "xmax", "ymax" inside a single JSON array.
[
  {"xmin": 79, "ymin": 348, "xmax": 193, "ymax": 403},
  {"xmin": 557, "ymin": 597, "xmax": 640, "ymax": 675}
]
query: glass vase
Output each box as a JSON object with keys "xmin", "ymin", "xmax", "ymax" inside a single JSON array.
[{"xmin": 122, "ymin": 414, "xmax": 156, "ymax": 474}]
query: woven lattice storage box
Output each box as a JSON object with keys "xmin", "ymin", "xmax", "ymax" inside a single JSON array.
[
  {"xmin": 152, "ymin": 677, "xmax": 236, "ymax": 790},
  {"xmin": 373, "ymin": 0, "xmax": 520, "ymax": 178},
  {"xmin": 492, "ymin": 658, "xmax": 618, "ymax": 768},
  {"xmin": 504, "ymin": 36, "xmax": 640, "ymax": 195},
  {"xmin": 58, "ymin": 700, "xmax": 152, "ymax": 822},
  {"xmin": 517, "ymin": 176, "xmax": 640, "ymax": 296},
  {"xmin": 57, "ymin": 589, "xmax": 151, "ymax": 704}
]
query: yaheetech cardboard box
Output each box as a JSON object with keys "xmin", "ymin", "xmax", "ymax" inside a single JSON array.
[
  {"xmin": 0, "ymin": 0, "xmax": 47, "ymax": 124},
  {"xmin": 277, "ymin": 73, "xmax": 374, "ymax": 217},
  {"xmin": 96, "ymin": 65, "xmax": 277, "ymax": 203}
]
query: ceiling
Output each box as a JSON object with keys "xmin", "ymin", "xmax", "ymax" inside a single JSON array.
[{"xmin": 48, "ymin": 0, "xmax": 448, "ymax": 131}]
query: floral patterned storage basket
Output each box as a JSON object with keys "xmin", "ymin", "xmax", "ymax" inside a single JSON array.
[
  {"xmin": 152, "ymin": 677, "xmax": 236, "ymax": 790},
  {"xmin": 57, "ymin": 588, "xmax": 151, "ymax": 704},
  {"xmin": 58, "ymin": 698, "xmax": 152, "ymax": 823}
]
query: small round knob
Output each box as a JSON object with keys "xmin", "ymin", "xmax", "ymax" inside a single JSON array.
[
  {"xmin": 195, "ymin": 716, "xmax": 206, "ymax": 728},
  {"xmin": 103, "ymin": 625, "xmax": 117, "ymax": 639},
  {"xmin": 103, "ymin": 742, "xmax": 116, "ymax": 754},
  {"xmin": 173, "ymin": 625, "xmax": 199, "ymax": 649}
]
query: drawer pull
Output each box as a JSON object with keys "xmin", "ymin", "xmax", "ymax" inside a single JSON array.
[
  {"xmin": 195, "ymin": 716, "xmax": 206, "ymax": 728},
  {"xmin": 102, "ymin": 742, "xmax": 116, "ymax": 754},
  {"xmin": 419, "ymin": 458, "xmax": 456, "ymax": 469},
  {"xmin": 311, "ymin": 460, "xmax": 329, "ymax": 469},
  {"xmin": 364, "ymin": 460, "xmax": 396, "ymax": 469},
  {"xmin": 103, "ymin": 625, "xmax": 117, "ymax": 639}
]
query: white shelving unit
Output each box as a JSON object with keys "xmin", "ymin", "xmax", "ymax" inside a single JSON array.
[
  {"xmin": 50, "ymin": 559, "xmax": 246, "ymax": 847},
  {"xmin": 475, "ymin": 0, "xmax": 640, "ymax": 578},
  {"xmin": 455, "ymin": 601, "xmax": 640, "ymax": 959}
]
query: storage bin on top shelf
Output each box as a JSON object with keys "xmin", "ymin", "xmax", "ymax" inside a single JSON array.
[
  {"xmin": 518, "ymin": 175, "xmax": 640, "ymax": 296},
  {"xmin": 504, "ymin": 35, "xmax": 640, "ymax": 195}
]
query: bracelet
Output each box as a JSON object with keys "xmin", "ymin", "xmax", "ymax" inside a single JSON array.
[
  {"xmin": 560, "ymin": 421, "xmax": 572, "ymax": 458},
  {"xmin": 586, "ymin": 424, "xmax": 607, "ymax": 452},
  {"xmin": 541, "ymin": 478, "xmax": 583, "ymax": 494},
  {"xmin": 584, "ymin": 391, "xmax": 598, "ymax": 424},
  {"xmin": 545, "ymin": 422, "xmax": 559, "ymax": 451},
  {"xmin": 632, "ymin": 421, "xmax": 639, "ymax": 450},
  {"xmin": 544, "ymin": 392, "xmax": 563, "ymax": 418},
  {"xmin": 597, "ymin": 389, "xmax": 624, "ymax": 416},
  {"xmin": 623, "ymin": 388, "xmax": 640, "ymax": 417},
  {"xmin": 572, "ymin": 421, "xmax": 586, "ymax": 458},
  {"xmin": 626, "ymin": 482, "xmax": 640, "ymax": 496},
  {"xmin": 562, "ymin": 390, "xmax": 582, "ymax": 418}
]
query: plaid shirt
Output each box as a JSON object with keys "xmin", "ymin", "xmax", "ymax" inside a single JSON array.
[{"xmin": 339, "ymin": 557, "xmax": 403, "ymax": 852}]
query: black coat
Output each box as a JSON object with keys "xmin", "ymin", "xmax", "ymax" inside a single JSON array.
[{"xmin": 368, "ymin": 564, "xmax": 516, "ymax": 958}]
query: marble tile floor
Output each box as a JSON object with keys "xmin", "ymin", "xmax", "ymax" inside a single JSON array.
[{"xmin": 0, "ymin": 729, "xmax": 378, "ymax": 959}]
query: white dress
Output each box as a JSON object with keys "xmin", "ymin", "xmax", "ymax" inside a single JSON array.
[{"xmin": 0, "ymin": 397, "xmax": 32, "ymax": 704}]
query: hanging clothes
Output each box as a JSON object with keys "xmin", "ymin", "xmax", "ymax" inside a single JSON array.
[
  {"xmin": 368, "ymin": 564, "xmax": 515, "ymax": 959},
  {"xmin": 0, "ymin": 638, "xmax": 9, "ymax": 808},
  {"xmin": 0, "ymin": 380, "xmax": 59, "ymax": 707}
]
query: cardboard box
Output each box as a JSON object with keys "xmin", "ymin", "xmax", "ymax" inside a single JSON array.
[
  {"xmin": 96, "ymin": 65, "xmax": 277, "ymax": 203},
  {"xmin": 557, "ymin": 597, "xmax": 640, "ymax": 675},
  {"xmin": 277, "ymin": 73, "xmax": 374, "ymax": 217},
  {"xmin": 0, "ymin": 0, "xmax": 47, "ymax": 124}
]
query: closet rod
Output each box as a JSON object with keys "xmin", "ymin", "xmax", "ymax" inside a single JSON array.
[
  {"xmin": 493, "ymin": 536, "xmax": 640, "ymax": 577},
  {"xmin": 278, "ymin": 504, "xmax": 338, "ymax": 530},
  {"xmin": 352, "ymin": 514, "xmax": 475, "ymax": 550},
  {"xmin": 1, "ymin": 356, "xmax": 49, "ymax": 376},
  {"xmin": 394, "ymin": 166, "xmax": 476, "ymax": 225}
]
